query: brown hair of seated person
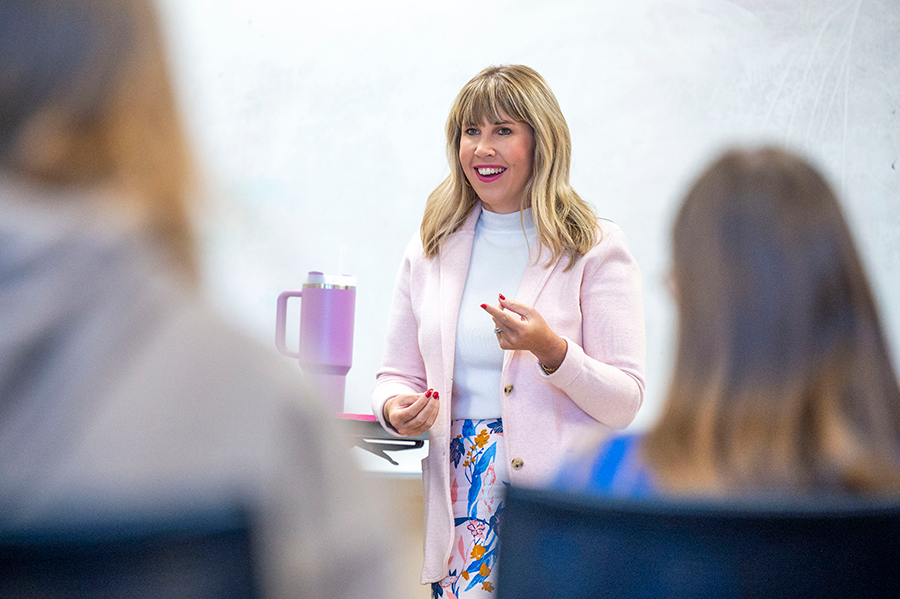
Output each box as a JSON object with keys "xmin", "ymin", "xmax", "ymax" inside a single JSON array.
[
  {"xmin": 0, "ymin": 0, "xmax": 195, "ymax": 279},
  {"xmin": 643, "ymin": 147, "xmax": 900, "ymax": 496}
]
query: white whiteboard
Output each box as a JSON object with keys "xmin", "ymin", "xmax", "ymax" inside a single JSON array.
[{"xmin": 157, "ymin": 0, "xmax": 899, "ymax": 434}]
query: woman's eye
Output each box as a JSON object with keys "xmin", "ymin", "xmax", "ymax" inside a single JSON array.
[
  {"xmin": 464, "ymin": 127, "xmax": 479, "ymax": 136},
  {"xmin": 498, "ymin": 127, "xmax": 512, "ymax": 135}
]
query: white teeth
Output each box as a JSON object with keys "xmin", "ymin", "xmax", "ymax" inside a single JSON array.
[{"xmin": 477, "ymin": 167, "xmax": 506, "ymax": 176}]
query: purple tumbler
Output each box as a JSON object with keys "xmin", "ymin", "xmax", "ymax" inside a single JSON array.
[{"xmin": 275, "ymin": 271, "xmax": 356, "ymax": 413}]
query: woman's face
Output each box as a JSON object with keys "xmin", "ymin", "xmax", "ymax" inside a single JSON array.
[{"xmin": 458, "ymin": 109, "xmax": 535, "ymax": 214}]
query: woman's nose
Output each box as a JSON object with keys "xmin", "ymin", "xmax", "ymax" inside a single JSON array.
[{"xmin": 474, "ymin": 138, "xmax": 495, "ymax": 157}]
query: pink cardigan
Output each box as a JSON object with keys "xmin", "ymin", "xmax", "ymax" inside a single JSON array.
[{"xmin": 372, "ymin": 204, "xmax": 646, "ymax": 583}]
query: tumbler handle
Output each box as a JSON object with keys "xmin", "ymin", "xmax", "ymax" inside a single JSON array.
[{"xmin": 275, "ymin": 290, "xmax": 302, "ymax": 358}]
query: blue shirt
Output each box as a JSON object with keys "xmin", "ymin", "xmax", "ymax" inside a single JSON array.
[{"xmin": 554, "ymin": 434, "xmax": 657, "ymax": 497}]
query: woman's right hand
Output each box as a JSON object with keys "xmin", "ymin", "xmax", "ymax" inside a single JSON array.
[{"xmin": 383, "ymin": 389, "xmax": 440, "ymax": 436}]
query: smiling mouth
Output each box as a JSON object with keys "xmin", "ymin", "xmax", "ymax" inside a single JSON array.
[{"xmin": 477, "ymin": 167, "xmax": 506, "ymax": 176}]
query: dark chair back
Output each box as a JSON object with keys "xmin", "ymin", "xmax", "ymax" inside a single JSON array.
[
  {"xmin": 0, "ymin": 502, "xmax": 259, "ymax": 599},
  {"xmin": 497, "ymin": 486, "xmax": 900, "ymax": 599}
]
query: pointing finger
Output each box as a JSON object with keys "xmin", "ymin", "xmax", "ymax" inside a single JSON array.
[
  {"xmin": 480, "ymin": 303, "xmax": 503, "ymax": 319},
  {"xmin": 498, "ymin": 295, "xmax": 531, "ymax": 318}
]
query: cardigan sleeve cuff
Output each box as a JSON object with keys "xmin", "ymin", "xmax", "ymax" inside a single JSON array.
[{"xmin": 536, "ymin": 335, "xmax": 577, "ymax": 380}]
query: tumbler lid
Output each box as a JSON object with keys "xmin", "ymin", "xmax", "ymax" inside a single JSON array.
[{"xmin": 304, "ymin": 272, "xmax": 356, "ymax": 290}]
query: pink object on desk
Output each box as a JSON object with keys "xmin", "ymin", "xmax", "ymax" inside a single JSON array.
[
  {"xmin": 335, "ymin": 412, "xmax": 377, "ymax": 421},
  {"xmin": 275, "ymin": 271, "xmax": 356, "ymax": 413}
]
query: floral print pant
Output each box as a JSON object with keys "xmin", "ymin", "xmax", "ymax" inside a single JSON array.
[{"xmin": 432, "ymin": 419, "xmax": 508, "ymax": 598}]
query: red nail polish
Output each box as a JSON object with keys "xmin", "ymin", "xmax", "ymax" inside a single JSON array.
[
  {"xmin": 426, "ymin": 389, "xmax": 433, "ymax": 398},
  {"xmin": 499, "ymin": 294, "xmax": 506, "ymax": 300},
  {"xmin": 480, "ymin": 303, "xmax": 487, "ymax": 309},
  {"xmin": 433, "ymin": 391, "xmax": 440, "ymax": 400}
]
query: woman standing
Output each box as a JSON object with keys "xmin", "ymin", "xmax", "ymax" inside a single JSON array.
[
  {"xmin": 373, "ymin": 65, "xmax": 646, "ymax": 597},
  {"xmin": 555, "ymin": 147, "xmax": 900, "ymax": 498}
]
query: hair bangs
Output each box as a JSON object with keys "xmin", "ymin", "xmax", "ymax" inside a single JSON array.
[{"xmin": 454, "ymin": 74, "xmax": 530, "ymax": 129}]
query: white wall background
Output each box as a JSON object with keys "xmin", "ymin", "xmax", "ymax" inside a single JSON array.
[{"xmin": 156, "ymin": 0, "xmax": 899, "ymax": 437}]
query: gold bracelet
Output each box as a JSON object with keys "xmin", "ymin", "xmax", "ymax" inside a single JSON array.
[{"xmin": 539, "ymin": 361, "xmax": 559, "ymax": 375}]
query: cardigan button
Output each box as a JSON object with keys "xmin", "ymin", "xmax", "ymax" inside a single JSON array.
[
  {"xmin": 503, "ymin": 384, "xmax": 514, "ymax": 395},
  {"xmin": 511, "ymin": 457, "xmax": 524, "ymax": 470}
]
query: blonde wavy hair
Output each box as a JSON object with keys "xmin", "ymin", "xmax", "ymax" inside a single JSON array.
[{"xmin": 420, "ymin": 65, "xmax": 598, "ymax": 269}]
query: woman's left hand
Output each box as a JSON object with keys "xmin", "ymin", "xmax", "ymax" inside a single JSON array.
[{"xmin": 481, "ymin": 294, "xmax": 568, "ymax": 370}]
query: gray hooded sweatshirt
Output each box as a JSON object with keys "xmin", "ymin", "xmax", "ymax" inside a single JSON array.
[{"xmin": 0, "ymin": 176, "xmax": 396, "ymax": 598}]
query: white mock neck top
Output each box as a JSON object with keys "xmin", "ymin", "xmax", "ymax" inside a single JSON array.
[{"xmin": 451, "ymin": 207, "xmax": 537, "ymax": 420}]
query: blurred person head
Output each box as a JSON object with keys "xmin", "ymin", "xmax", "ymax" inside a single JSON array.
[
  {"xmin": 644, "ymin": 146, "xmax": 900, "ymax": 495},
  {"xmin": 0, "ymin": 0, "xmax": 195, "ymax": 277},
  {"xmin": 420, "ymin": 64, "xmax": 597, "ymax": 269},
  {"xmin": 0, "ymin": 4, "xmax": 401, "ymax": 596}
]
